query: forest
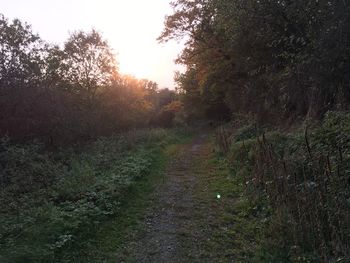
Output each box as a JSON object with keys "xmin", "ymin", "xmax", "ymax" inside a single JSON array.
[{"xmin": 0, "ymin": 0, "xmax": 349, "ymax": 262}]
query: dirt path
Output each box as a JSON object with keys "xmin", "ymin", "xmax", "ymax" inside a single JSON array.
[
  {"xmin": 118, "ymin": 135, "xmax": 206, "ymax": 262},
  {"xmin": 115, "ymin": 135, "xmax": 237, "ymax": 263}
]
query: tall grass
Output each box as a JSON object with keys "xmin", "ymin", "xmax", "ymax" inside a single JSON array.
[{"xmin": 216, "ymin": 112, "xmax": 350, "ymax": 262}]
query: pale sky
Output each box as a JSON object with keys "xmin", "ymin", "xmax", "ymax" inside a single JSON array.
[{"xmin": 0, "ymin": 0, "xmax": 183, "ymax": 89}]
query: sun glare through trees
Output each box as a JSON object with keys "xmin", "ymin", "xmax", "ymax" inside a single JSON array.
[{"xmin": 0, "ymin": 0, "xmax": 349, "ymax": 262}]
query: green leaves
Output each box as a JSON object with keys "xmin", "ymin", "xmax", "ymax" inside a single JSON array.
[{"xmin": 0, "ymin": 129, "xmax": 171, "ymax": 262}]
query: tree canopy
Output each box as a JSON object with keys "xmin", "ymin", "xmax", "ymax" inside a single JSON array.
[{"xmin": 160, "ymin": 0, "xmax": 350, "ymax": 123}]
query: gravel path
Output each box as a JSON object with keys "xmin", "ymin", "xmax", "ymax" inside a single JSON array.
[{"xmin": 116, "ymin": 135, "xmax": 210, "ymax": 263}]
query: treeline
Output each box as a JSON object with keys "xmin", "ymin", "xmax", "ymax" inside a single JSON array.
[
  {"xmin": 159, "ymin": 0, "xmax": 350, "ymax": 123},
  {"xmin": 0, "ymin": 14, "xmax": 180, "ymax": 146}
]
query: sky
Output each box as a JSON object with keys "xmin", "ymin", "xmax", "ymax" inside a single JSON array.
[{"xmin": 0, "ymin": 0, "xmax": 184, "ymax": 89}]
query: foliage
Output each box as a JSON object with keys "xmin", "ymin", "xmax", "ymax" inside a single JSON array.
[
  {"xmin": 150, "ymin": 100, "xmax": 183, "ymax": 127},
  {"xmin": 0, "ymin": 129, "xmax": 179, "ymax": 262},
  {"xmin": 160, "ymin": 0, "xmax": 350, "ymax": 122},
  {"xmin": 216, "ymin": 111, "xmax": 350, "ymax": 262},
  {"xmin": 0, "ymin": 14, "xmax": 180, "ymax": 145},
  {"xmin": 62, "ymin": 29, "xmax": 118, "ymax": 95}
]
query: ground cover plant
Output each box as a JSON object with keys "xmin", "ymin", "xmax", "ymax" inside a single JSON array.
[{"xmin": 0, "ymin": 129, "xmax": 187, "ymax": 262}]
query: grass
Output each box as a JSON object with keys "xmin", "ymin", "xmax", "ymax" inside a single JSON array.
[
  {"xmin": 168, "ymin": 135, "xmax": 264, "ymax": 262},
  {"xmin": 213, "ymin": 111, "xmax": 350, "ymax": 262},
  {"xmin": 0, "ymin": 128, "xmax": 193, "ymax": 262},
  {"xmin": 183, "ymin": 136, "xmax": 279, "ymax": 263},
  {"xmin": 210, "ymin": 133, "xmax": 293, "ymax": 262},
  {"xmin": 54, "ymin": 130, "xmax": 279, "ymax": 262},
  {"xmin": 56, "ymin": 131, "xmax": 193, "ymax": 262}
]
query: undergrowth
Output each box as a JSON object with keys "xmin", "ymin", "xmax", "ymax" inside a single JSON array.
[
  {"xmin": 216, "ymin": 111, "xmax": 350, "ymax": 262},
  {"xmin": 0, "ymin": 128, "xmax": 189, "ymax": 262}
]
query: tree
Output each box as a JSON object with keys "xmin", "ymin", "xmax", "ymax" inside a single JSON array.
[
  {"xmin": 160, "ymin": 0, "xmax": 350, "ymax": 123},
  {"xmin": 62, "ymin": 29, "xmax": 118, "ymax": 103},
  {"xmin": 0, "ymin": 14, "xmax": 54, "ymax": 140},
  {"xmin": 0, "ymin": 14, "xmax": 47, "ymax": 89}
]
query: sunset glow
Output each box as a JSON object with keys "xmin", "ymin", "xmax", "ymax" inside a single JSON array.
[{"xmin": 1, "ymin": 0, "xmax": 183, "ymax": 88}]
